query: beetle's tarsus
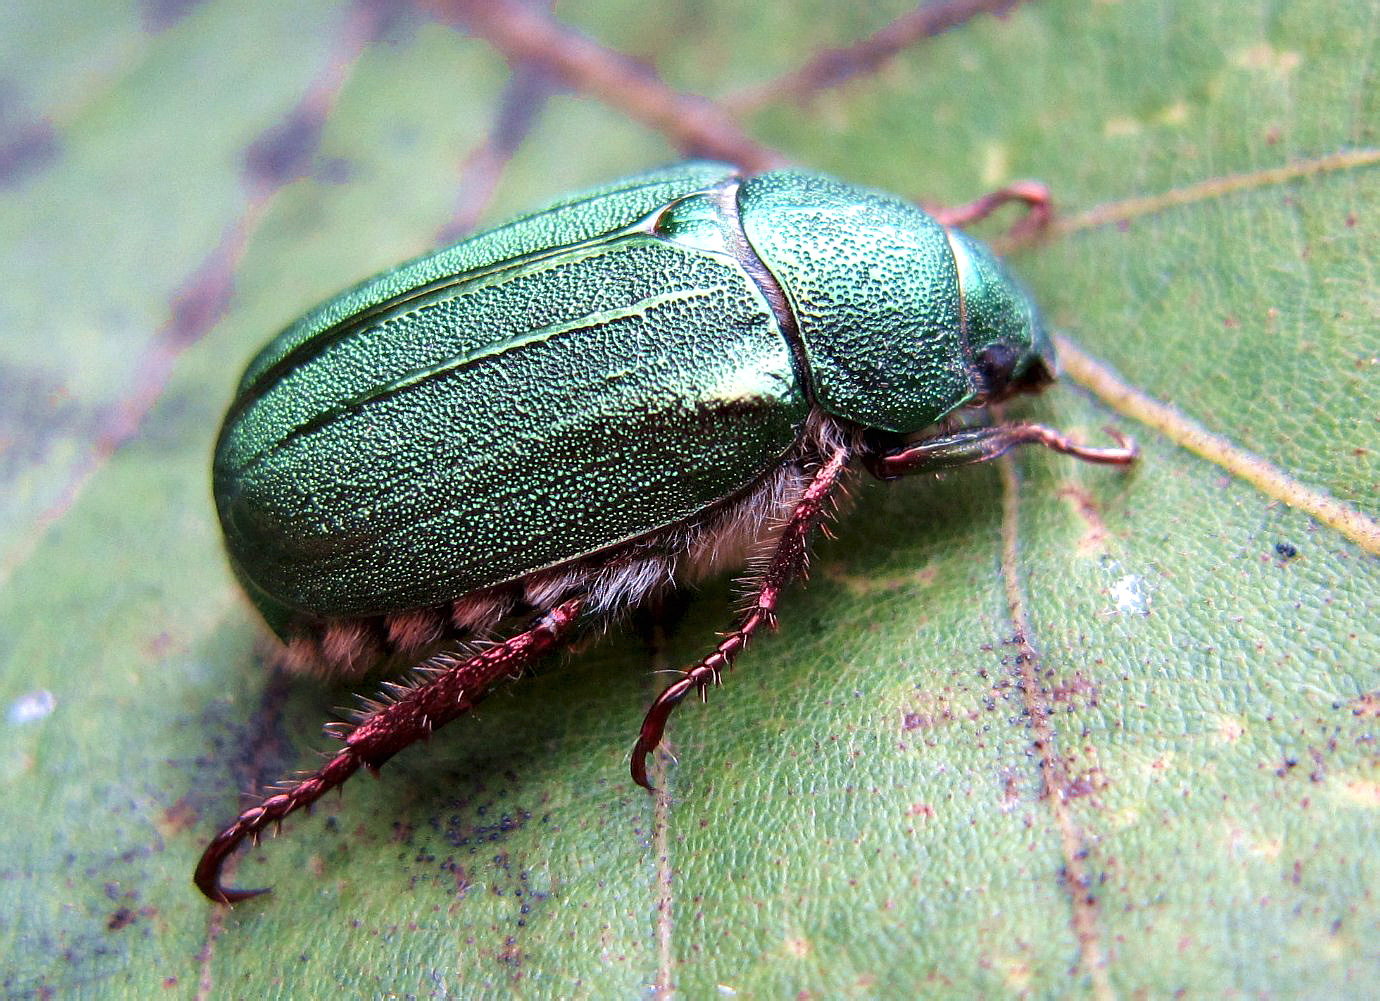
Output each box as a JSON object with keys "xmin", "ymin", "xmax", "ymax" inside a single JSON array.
[
  {"xmin": 631, "ymin": 673, "xmax": 696, "ymax": 790},
  {"xmin": 194, "ymin": 598, "xmax": 584, "ymax": 905},
  {"xmin": 194, "ymin": 825, "xmax": 273, "ymax": 903}
]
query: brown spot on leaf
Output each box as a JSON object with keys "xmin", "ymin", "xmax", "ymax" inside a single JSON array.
[
  {"xmin": 159, "ymin": 795, "xmax": 199, "ymax": 835},
  {"xmin": 1051, "ymin": 673, "xmax": 1099, "ymax": 710},
  {"xmin": 900, "ymin": 690, "xmax": 962, "ymax": 732},
  {"xmin": 1345, "ymin": 692, "xmax": 1380, "ymax": 718},
  {"xmin": 146, "ymin": 631, "xmax": 175, "ymax": 658},
  {"xmin": 1063, "ymin": 768, "xmax": 1106, "ymax": 800}
]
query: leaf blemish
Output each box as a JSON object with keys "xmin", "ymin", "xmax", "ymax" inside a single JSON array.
[
  {"xmin": 1232, "ymin": 43, "xmax": 1302, "ymax": 76},
  {"xmin": 1056, "ymin": 483, "xmax": 1113, "ymax": 555},
  {"xmin": 0, "ymin": 98, "xmax": 60, "ymax": 189},
  {"xmin": 1109, "ymin": 575, "xmax": 1149, "ymax": 616},
  {"xmin": 6, "ymin": 689, "xmax": 55, "ymax": 724}
]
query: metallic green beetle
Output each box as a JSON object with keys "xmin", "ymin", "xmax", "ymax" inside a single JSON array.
[{"xmin": 198, "ymin": 163, "xmax": 1134, "ymax": 903}]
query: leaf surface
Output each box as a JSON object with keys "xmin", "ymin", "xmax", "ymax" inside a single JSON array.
[{"xmin": 0, "ymin": 1, "xmax": 1375, "ymax": 996}]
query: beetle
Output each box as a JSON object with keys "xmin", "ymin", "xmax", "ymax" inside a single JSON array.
[{"xmin": 196, "ymin": 163, "xmax": 1136, "ymax": 903}]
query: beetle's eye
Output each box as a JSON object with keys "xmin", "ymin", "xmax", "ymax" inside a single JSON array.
[
  {"xmin": 975, "ymin": 343, "xmax": 1020, "ymax": 393},
  {"xmin": 1013, "ymin": 356, "xmax": 1055, "ymax": 393},
  {"xmin": 972, "ymin": 344, "xmax": 1054, "ymax": 404}
]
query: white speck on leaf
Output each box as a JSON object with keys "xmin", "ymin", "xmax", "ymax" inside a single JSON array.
[
  {"xmin": 1110, "ymin": 575, "xmax": 1149, "ymax": 616},
  {"xmin": 7, "ymin": 690, "xmax": 56, "ymax": 724}
]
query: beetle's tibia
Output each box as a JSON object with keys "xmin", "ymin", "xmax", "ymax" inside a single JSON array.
[{"xmin": 864, "ymin": 423, "xmax": 1138, "ymax": 480}]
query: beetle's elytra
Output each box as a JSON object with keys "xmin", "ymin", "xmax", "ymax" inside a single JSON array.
[{"xmin": 197, "ymin": 163, "xmax": 1135, "ymax": 903}]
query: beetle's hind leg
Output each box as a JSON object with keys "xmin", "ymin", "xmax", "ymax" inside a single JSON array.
[
  {"xmin": 194, "ymin": 597, "xmax": 584, "ymax": 904},
  {"xmin": 631, "ymin": 444, "xmax": 851, "ymax": 790}
]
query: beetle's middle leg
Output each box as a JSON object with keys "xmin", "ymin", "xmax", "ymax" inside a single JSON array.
[
  {"xmin": 631, "ymin": 443, "xmax": 852, "ymax": 790},
  {"xmin": 863, "ymin": 424, "xmax": 1137, "ymax": 481}
]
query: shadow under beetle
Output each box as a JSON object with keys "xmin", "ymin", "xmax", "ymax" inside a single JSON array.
[{"xmin": 197, "ymin": 163, "xmax": 1136, "ymax": 903}]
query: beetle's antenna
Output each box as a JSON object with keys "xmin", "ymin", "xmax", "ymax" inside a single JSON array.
[{"xmin": 195, "ymin": 598, "xmax": 584, "ymax": 904}]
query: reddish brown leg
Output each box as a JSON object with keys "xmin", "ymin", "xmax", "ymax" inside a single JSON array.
[
  {"xmin": 631, "ymin": 445, "xmax": 851, "ymax": 790},
  {"xmin": 927, "ymin": 180, "xmax": 1052, "ymax": 240},
  {"xmin": 195, "ymin": 597, "xmax": 584, "ymax": 904},
  {"xmin": 864, "ymin": 424, "xmax": 1137, "ymax": 481}
]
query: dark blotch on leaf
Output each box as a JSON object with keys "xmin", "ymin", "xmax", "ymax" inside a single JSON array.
[
  {"xmin": 140, "ymin": 0, "xmax": 208, "ymax": 32},
  {"xmin": 315, "ymin": 156, "xmax": 355, "ymax": 185},
  {"xmin": 0, "ymin": 100, "xmax": 59, "ymax": 189},
  {"xmin": 1275, "ymin": 542, "xmax": 1299, "ymax": 561},
  {"xmin": 245, "ymin": 108, "xmax": 324, "ymax": 188},
  {"xmin": 168, "ymin": 255, "xmax": 236, "ymax": 347}
]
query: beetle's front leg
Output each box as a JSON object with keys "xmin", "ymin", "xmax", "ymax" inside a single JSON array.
[
  {"xmin": 927, "ymin": 180, "xmax": 1052, "ymax": 238},
  {"xmin": 864, "ymin": 424, "xmax": 1137, "ymax": 481},
  {"xmin": 630, "ymin": 443, "xmax": 852, "ymax": 790}
]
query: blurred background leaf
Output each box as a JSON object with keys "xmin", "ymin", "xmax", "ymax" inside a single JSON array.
[{"xmin": 0, "ymin": 0, "xmax": 1375, "ymax": 996}]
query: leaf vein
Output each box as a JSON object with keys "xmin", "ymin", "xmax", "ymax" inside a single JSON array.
[
  {"xmin": 999, "ymin": 455, "xmax": 1115, "ymax": 999},
  {"xmin": 1056, "ymin": 335, "xmax": 1380, "ymax": 556}
]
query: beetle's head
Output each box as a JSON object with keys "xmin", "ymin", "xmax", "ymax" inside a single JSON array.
[{"xmin": 946, "ymin": 228, "xmax": 1056, "ymax": 408}]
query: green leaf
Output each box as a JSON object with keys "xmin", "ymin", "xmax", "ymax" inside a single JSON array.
[{"xmin": 1, "ymin": 1, "xmax": 1375, "ymax": 996}]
